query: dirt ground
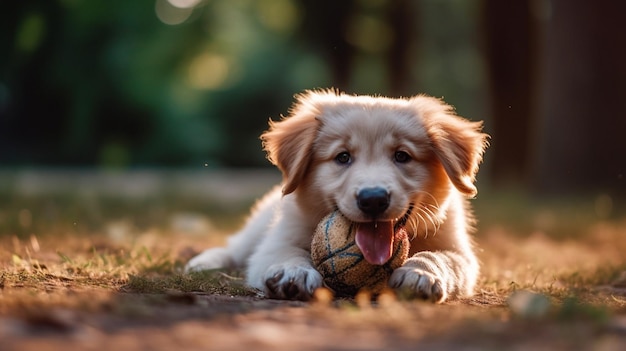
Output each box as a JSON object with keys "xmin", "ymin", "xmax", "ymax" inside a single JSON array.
[
  {"xmin": 1, "ymin": 171, "xmax": 625, "ymax": 350},
  {"xmin": 4, "ymin": 295, "xmax": 623, "ymax": 351},
  {"xmin": 1, "ymin": 228, "xmax": 624, "ymax": 351},
  {"xmin": 1, "ymin": 283, "xmax": 625, "ymax": 350}
]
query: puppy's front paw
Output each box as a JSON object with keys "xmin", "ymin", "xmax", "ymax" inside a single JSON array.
[
  {"xmin": 389, "ymin": 266, "xmax": 446, "ymax": 303},
  {"xmin": 263, "ymin": 264, "xmax": 323, "ymax": 301},
  {"xmin": 185, "ymin": 247, "xmax": 233, "ymax": 273}
]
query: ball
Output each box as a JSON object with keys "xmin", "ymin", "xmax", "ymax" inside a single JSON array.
[{"xmin": 311, "ymin": 211, "xmax": 410, "ymax": 296}]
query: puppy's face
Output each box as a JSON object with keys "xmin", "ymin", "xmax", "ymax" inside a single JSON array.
[
  {"xmin": 262, "ymin": 90, "xmax": 488, "ymax": 264},
  {"xmin": 311, "ymin": 103, "xmax": 433, "ymax": 224}
]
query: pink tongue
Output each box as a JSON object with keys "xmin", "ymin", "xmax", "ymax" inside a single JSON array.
[{"xmin": 355, "ymin": 221, "xmax": 394, "ymax": 265}]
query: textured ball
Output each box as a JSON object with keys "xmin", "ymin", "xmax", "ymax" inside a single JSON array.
[{"xmin": 311, "ymin": 211, "xmax": 410, "ymax": 296}]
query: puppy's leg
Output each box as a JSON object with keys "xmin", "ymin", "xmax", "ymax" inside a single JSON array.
[
  {"xmin": 246, "ymin": 198, "xmax": 323, "ymax": 301},
  {"xmin": 388, "ymin": 199, "xmax": 479, "ymax": 303},
  {"xmin": 185, "ymin": 187, "xmax": 282, "ymax": 272},
  {"xmin": 389, "ymin": 249, "xmax": 478, "ymax": 303}
]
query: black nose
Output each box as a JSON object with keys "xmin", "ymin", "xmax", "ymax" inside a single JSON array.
[{"xmin": 357, "ymin": 187, "xmax": 390, "ymax": 217}]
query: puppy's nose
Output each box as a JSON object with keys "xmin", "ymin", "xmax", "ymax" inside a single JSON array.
[{"xmin": 357, "ymin": 187, "xmax": 390, "ymax": 217}]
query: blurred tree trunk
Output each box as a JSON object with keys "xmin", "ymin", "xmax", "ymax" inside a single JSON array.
[
  {"xmin": 299, "ymin": 0, "xmax": 355, "ymax": 91},
  {"xmin": 530, "ymin": 0, "xmax": 626, "ymax": 196},
  {"xmin": 481, "ymin": 1, "xmax": 535, "ymax": 185},
  {"xmin": 386, "ymin": 0, "xmax": 414, "ymax": 96}
]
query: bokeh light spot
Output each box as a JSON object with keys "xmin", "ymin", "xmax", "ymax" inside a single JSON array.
[
  {"xmin": 16, "ymin": 13, "xmax": 45, "ymax": 53},
  {"xmin": 256, "ymin": 0, "xmax": 301, "ymax": 34},
  {"xmin": 187, "ymin": 53, "xmax": 231, "ymax": 90},
  {"xmin": 345, "ymin": 14, "xmax": 393, "ymax": 53},
  {"xmin": 168, "ymin": 0, "xmax": 203, "ymax": 9},
  {"xmin": 155, "ymin": 0, "xmax": 193, "ymax": 25}
]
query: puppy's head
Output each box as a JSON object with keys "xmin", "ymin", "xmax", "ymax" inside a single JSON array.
[
  {"xmin": 263, "ymin": 90, "xmax": 487, "ymax": 247},
  {"xmin": 262, "ymin": 90, "xmax": 488, "ymax": 263}
]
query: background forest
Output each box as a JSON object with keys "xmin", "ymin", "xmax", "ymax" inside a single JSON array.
[{"xmin": 1, "ymin": 0, "xmax": 625, "ymax": 200}]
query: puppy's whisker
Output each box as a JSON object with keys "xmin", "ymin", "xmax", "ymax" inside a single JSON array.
[
  {"xmin": 415, "ymin": 210, "xmax": 430, "ymax": 239},
  {"xmin": 414, "ymin": 191, "xmax": 441, "ymax": 210},
  {"xmin": 414, "ymin": 205, "xmax": 441, "ymax": 238},
  {"xmin": 420, "ymin": 206, "xmax": 441, "ymax": 235},
  {"xmin": 408, "ymin": 221, "xmax": 417, "ymax": 240},
  {"xmin": 406, "ymin": 216, "xmax": 419, "ymax": 241},
  {"xmin": 424, "ymin": 210, "xmax": 442, "ymax": 232},
  {"xmin": 421, "ymin": 209, "xmax": 432, "ymax": 239},
  {"xmin": 407, "ymin": 191, "xmax": 442, "ymax": 237}
]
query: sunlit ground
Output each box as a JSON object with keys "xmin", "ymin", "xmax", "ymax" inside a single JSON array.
[{"xmin": 0, "ymin": 170, "xmax": 625, "ymax": 350}]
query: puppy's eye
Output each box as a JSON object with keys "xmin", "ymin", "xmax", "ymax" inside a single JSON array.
[
  {"xmin": 335, "ymin": 152, "xmax": 351, "ymax": 165},
  {"xmin": 394, "ymin": 151, "xmax": 411, "ymax": 163}
]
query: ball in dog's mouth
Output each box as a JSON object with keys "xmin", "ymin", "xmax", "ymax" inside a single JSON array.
[{"xmin": 311, "ymin": 210, "xmax": 411, "ymax": 296}]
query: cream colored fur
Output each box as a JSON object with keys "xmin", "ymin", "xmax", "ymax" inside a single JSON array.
[{"xmin": 186, "ymin": 90, "xmax": 489, "ymax": 303}]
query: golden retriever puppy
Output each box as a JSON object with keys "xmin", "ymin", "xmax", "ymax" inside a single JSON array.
[{"xmin": 186, "ymin": 90, "xmax": 489, "ymax": 303}]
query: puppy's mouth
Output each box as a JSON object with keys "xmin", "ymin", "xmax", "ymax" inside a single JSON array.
[{"xmin": 353, "ymin": 205, "xmax": 413, "ymax": 266}]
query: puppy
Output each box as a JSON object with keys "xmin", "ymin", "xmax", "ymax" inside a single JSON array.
[{"xmin": 186, "ymin": 90, "xmax": 489, "ymax": 303}]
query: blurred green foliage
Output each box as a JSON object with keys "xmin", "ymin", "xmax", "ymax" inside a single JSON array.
[{"xmin": 0, "ymin": 0, "xmax": 485, "ymax": 169}]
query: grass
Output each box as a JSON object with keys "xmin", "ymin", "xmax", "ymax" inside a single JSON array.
[
  {"xmin": 0, "ymin": 181, "xmax": 625, "ymax": 349},
  {"xmin": 123, "ymin": 270, "xmax": 255, "ymax": 296},
  {"xmin": 0, "ymin": 231, "xmax": 255, "ymax": 312}
]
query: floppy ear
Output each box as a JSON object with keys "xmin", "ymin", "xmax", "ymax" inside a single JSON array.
[
  {"xmin": 261, "ymin": 93, "xmax": 320, "ymax": 195},
  {"xmin": 413, "ymin": 96, "xmax": 489, "ymax": 198}
]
